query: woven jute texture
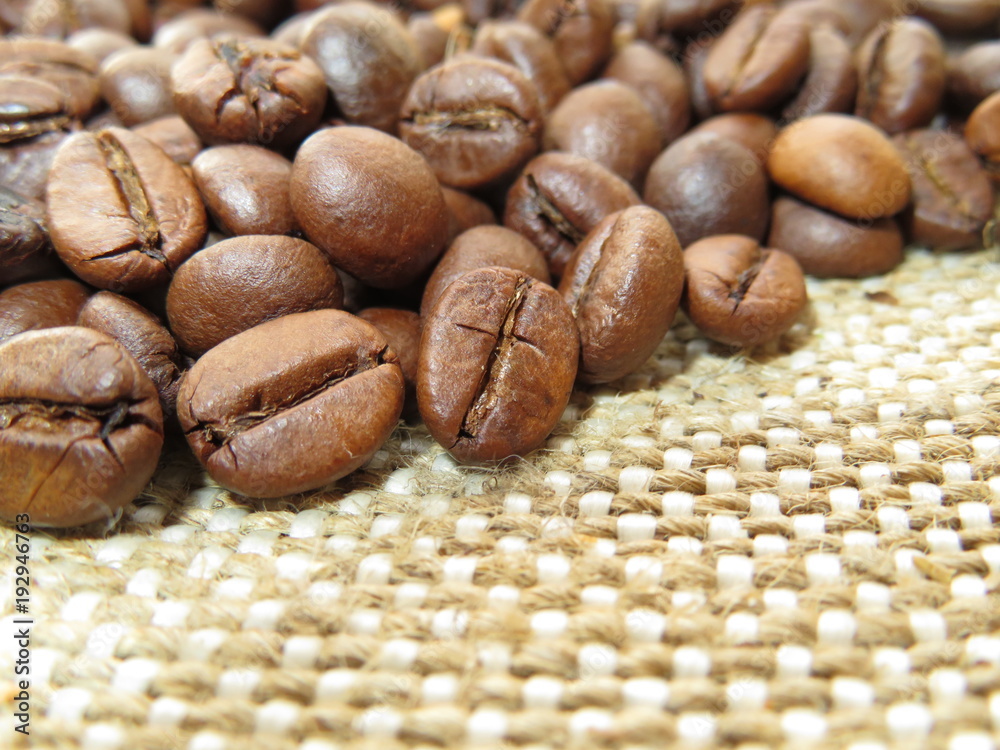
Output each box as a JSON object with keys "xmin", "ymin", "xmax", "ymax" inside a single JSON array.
[{"xmin": 4, "ymin": 247, "xmax": 1000, "ymax": 750}]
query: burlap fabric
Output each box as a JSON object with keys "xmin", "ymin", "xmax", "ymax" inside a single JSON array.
[{"xmin": 4, "ymin": 247, "xmax": 1000, "ymax": 750}]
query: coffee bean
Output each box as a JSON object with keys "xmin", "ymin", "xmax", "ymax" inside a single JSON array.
[
  {"xmin": 0, "ymin": 187, "xmax": 48, "ymax": 269},
  {"xmin": 683, "ymin": 234, "xmax": 807, "ymax": 348},
  {"xmin": 503, "ymin": 151, "xmax": 640, "ymax": 278},
  {"xmin": 0, "ymin": 279, "xmax": 91, "ymax": 344},
  {"xmin": 0, "ymin": 77, "xmax": 77, "ymax": 147},
  {"xmin": 291, "ymin": 126, "xmax": 449, "ymax": 289},
  {"xmin": 131, "ymin": 115, "xmax": 203, "ymax": 167},
  {"xmin": 67, "ymin": 27, "xmax": 137, "ymax": 65},
  {"xmin": 176, "ymin": 309, "xmax": 404, "ymax": 497},
  {"xmin": 659, "ymin": 0, "xmax": 740, "ymax": 37},
  {"xmin": 421, "ymin": 224, "xmax": 550, "ymax": 317},
  {"xmin": 683, "ymin": 38, "xmax": 715, "ymax": 122},
  {"xmin": 966, "ymin": 90, "xmax": 1000, "ymax": 183},
  {"xmin": 0, "ymin": 326, "xmax": 163, "ymax": 527},
  {"xmin": 780, "ymin": 25, "xmax": 857, "ymax": 122},
  {"xmin": 418, "ymin": 266, "xmax": 578, "ymax": 463},
  {"xmin": 819, "ymin": 0, "xmax": 896, "ymax": 47},
  {"xmin": 192, "ymin": 145, "xmax": 298, "ymax": 237},
  {"xmin": 855, "ymin": 17, "xmax": 946, "ymax": 135},
  {"xmin": 99, "ymin": 46, "xmax": 177, "ymax": 127},
  {"xmin": 948, "ymin": 42, "xmax": 1000, "ymax": 114},
  {"xmin": 77, "ymin": 291, "xmax": 185, "ymax": 419},
  {"xmin": 407, "ymin": 12, "xmax": 451, "ymax": 71},
  {"xmin": 172, "ymin": 34, "xmax": 327, "ymax": 149},
  {"xmin": 911, "ymin": 0, "xmax": 1000, "ymax": 34},
  {"xmin": 768, "ymin": 194, "xmax": 904, "ymax": 278},
  {"xmin": 559, "ymin": 206, "xmax": 682, "ymax": 383},
  {"xmin": 893, "ymin": 129, "xmax": 995, "ymax": 252},
  {"xmin": 399, "ymin": 57, "xmax": 543, "ymax": 190},
  {"xmin": 516, "ymin": 0, "xmax": 614, "ymax": 85},
  {"xmin": 644, "ymin": 131, "xmax": 770, "ymax": 248},
  {"xmin": 689, "ymin": 112, "xmax": 776, "ymax": 165},
  {"xmin": 767, "ymin": 114, "xmax": 911, "ymax": 220},
  {"xmin": 152, "ymin": 9, "xmax": 265, "ymax": 55},
  {"xmin": 47, "ymin": 127, "xmax": 207, "ymax": 292},
  {"xmin": 357, "ymin": 307, "xmax": 422, "ymax": 420},
  {"xmin": 0, "ymin": 37, "xmax": 101, "ymax": 123},
  {"xmin": 166, "ymin": 235, "xmax": 343, "ymax": 356},
  {"xmin": 18, "ymin": 0, "xmax": 132, "ymax": 39},
  {"xmin": 442, "ymin": 186, "xmax": 497, "ymax": 243}
]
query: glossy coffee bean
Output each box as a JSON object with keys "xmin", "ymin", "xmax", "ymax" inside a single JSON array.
[
  {"xmin": 503, "ymin": 151, "xmax": 640, "ymax": 278},
  {"xmin": 357, "ymin": 307, "xmax": 422, "ymax": 419},
  {"xmin": 0, "ymin": 326, "xmax": 163, "ymax": 527},
  {"xmin": 893, "ymin": 129, "xmax": 995, "ymax": 252},
  {"xmin": 0, "ymin": 76, "xmax": 75, "ymax": 147},
  {"xmin": 948, "ymin": 42, "xmax": 1000, "ymax": 114},
  {"xmin": 18, "ymin": 0, "xmax": 132, "ymax": 39},
  {"xmin": 683, "ymin": 235, "xmax": 807, "ymax": 348},
  {"xmin": 768, "ymin": 195, "xmax": 904, "ymax": 278},
  {"xmin": 77, "ymin": 291, "xmax": 185, "ymax": 419},
  {"xmin": 0, "ymin": 187, "xmax": 47, "ymax": 269},
  {"xmin": 683, "ymin": 37, "xmax": 714, "ymax": 122},
  {"xmin": 177, "ymin": 309, "xmax": 404, "ymax": 497},
  {"xmin": 47, "ymin": 127, "xmax": 207, "ymax": 292},
  {"xmin": 291, "ymin": 126, "xmax": 449, "ymax": 289},
  {"xmin": 407, "ymin": 12, "xmax": 451, "ymax": 70},
  {"xmin": 559, "ymin": 206, "xmax": 683, "ymax": 384},
  {"xmin": 0, "ymin": 279, "xmax": 91, "ymax": 344},
  {"xmin": 421, "ymin": 225, "xmax": 551, "ymax": 317},
  {"xmin": 442, "ymin": 186, "xmax": 497, "ymax": 243},
  {"xmin": 418, "ymin": 266, "xmax": 578, "ymax": 463},
  {"xmin": 544, "ymin": 80, "xmax": 660, "ymax": 188},
  {"xmin": 855, "ymin": 18, "xmax": 946, "ymax": 136},
  {"xmin": 911, "ymin": 0, "xmax": 1000, "ymax": 34},
  {"xmin": 67, "ymin": 27, "xmax": 137, "ymax": 64},
  {"xmin": 0, "ymin": 37, "xmax": 101, "ymax": 123},
  {"xmin": 767, "ymin": 114, "xmax": 910, "ymax": 221},
  {"xmin": 644, "ymin": 131, "xmax": 769, "ymax": 248},
  {"xmin": 131, "ymin": 115, "xmax": 203, "ymax": 167},
  {"xmin": 781, "ymin": 25, "xmax": 856, "ymax": 122},
  {"xmin": 689, "ymin": 112, "xmax": 776, "ymax": 165},
  {"xmin": 399, "ymin": 57, "xmax": 543, "ymax": 190},
  {"xmin": 658, "ymin": 0, "xmax": 741, "ymax": 37},
  {"xmin": 966, "ymin": 91, "xmax": 1000, "ymax": 183},
  {"xmin": 516, "ymin": 0, "xmax": 614, "ymax": 85},
  {"xmin": 192, "ymin": 145, "xmax": 298, "ymax": 237},
  {"xmin": 99, "ymin": 46, "xmax": 176, "ymax": 127},
  {"xmin": 167, "ymin": 235, "xmax": 343, "ymax": 356},
  {"xmin": 172, "ymin": 34, "xmax": 327, "ymax": 149},
  {"xmin": 152, "ymin": 9, "xmax": 265, "ymax": 55}
]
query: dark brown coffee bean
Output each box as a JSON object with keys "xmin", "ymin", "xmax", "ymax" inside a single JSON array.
[
  {"xmin": 911, "ymin": 0, "xmax": 1000, "ymax": 34},
  {"xmin": 544, "ymin": 80, "xmax": 660, "ymax": 188},
  {"xmin": 767, "ymin": 114, "xmax": 911, "ymax": 220},
  {"xmin": 166, "ymin": 235, "xmax": 343, "ymax": 356},
  {"xmin": 47, "ymin": 127, "xmax": 207, "ymax": 292},
  {"xmin": 399, "ymin": 57, "xmax": 543, "ymax": 190},
  {"xmin": 702, "ymin": 4, "xmax": 810, "ymax": 114},
  {"xmin": 0, "ymin": 130, "xmax": 69, "ymax": 202},
  {"xmin": 0, "ymin": 187, "xmax": 47, "ymax": 269},
  {"xmin": 218, "ymin": 0, "xmax": 287, "ymax": 28},
  {"xmin": 291, "ymin": 126, "xmax": 449, "ymax": 289},
  {"xmin": 152, "ymin": 9, "xmax": 266, "ymax": 55},
  {"xmin": 18, "ymin": 0, "xmax": 131, "ymax": 39},
  {"xmin": 948, "ymin": 42, "xmax": 1000, "ymax": 114},
  {"xmin": 689, "ymin": 112, "xmax": 777, "ymax": 165},
  {"xmin": 602, "ymin": 41, "xmax": 690, "ymax": 147},
  {"xmin": 503, "ymin": 151, "xmax": 640, "ymax": 278},
  {"xmin": 442, "ymin": 186, "xmax": 497, "ymax": 243},
  {"xmin": 768, "ymin": 194, "xmax": 904, "ymax": 278},
  {"xmin": 421, "ymin": 225, "xmax": 550, "ymax": 317},
  {"xmin": 659, "ymin": 0, "xmax": 741, "ymax": 37},
  {"xmin": 683, "ymin": 234, "xmax": 807, "ymax": 348},
  {"xmin": 517, "ymin": 0, "xmax": 614, "ymax": 85},
  {"xmin": 67, "ymin": 28, "xmax": 137, "ymax": 64},
  {"xmin": 0, "ymin": 326, "xmax": 163, "ymax": 527},
  {"xmin": 855, "ymin": 17, "xmax": 946, "ymax": 136},
  {"xmin": 0, "ymin": 77, "xmax": 76, "ymax": 147},
  {"xmin": 77, "ymin": 291, "xmax": 185, "ymax": 419},
  {"xmin": 300, "ymin": 2, "xmax": 423, "ymax": 135},
  {"xmin": 192, "ymin": 145, "xmax": 298, "ymax": 237},
  {"xmin": 644, "ymin": 131, "xmax": 770, "ymax": 248},
  {"xmin": 0, "ymin": 37, "xmax": 100, "ymax": 123},
  {"xmin": 418, "ymin": 266, "xmax": 578, "ymax": 463},
  {"xmin": 781, "ymin": 25, "xmax": 857, "ymax": 122},
  {"xmin": 357, "ymin": 307, "xmax": 421, "ymax": 420},
  {"xmin": 172, "ymin": 34, "xmax": 327, "ymax": 149},
  {"xmin": 559, "ymin": 206, "xmax": 682, "ymax": 383},
  {"xmin": 893, "ymin": 129, "xmax": 995, "ymax": 252},
  {"xmin": 0, "ymin": 279, "xmax": 90, "ymax": 344},
  {"xmin": 967, "ymin": 91, "xmax": 1000, "ymax": 183},
  {"xmin": 131, "ymin": 115, "xmax": 203, "ymax": 167},
  {"xmin": 176, "ymin": 309, "xmax": 404, "ymax": 497},
  {"xmin": 99, "ymin": 47, "xmax": 177, "ymax": 127}
]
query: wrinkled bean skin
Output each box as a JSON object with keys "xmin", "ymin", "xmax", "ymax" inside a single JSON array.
[
  {"xmin": 0, "ymin": 279, "xmax": 91, "ymax": 344},
  {"xmin": 559, "ymin": 206, "xmax": 683, "ymax": 384},
  {"xmin": 177, "ymin": 309, "xmax": 404, "ymax": 498},
  {"xmin": 418, "ymin": 266, "xmax": 578, "ymax": 464},
  {"xmin": 0, "ymin": 326, "xmax": 163, "ymax": 527}
]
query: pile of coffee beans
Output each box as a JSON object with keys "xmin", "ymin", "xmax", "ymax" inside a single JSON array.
[{"xmin": 1, "ymin": 0, "xmax": 998, "ymax": 526}]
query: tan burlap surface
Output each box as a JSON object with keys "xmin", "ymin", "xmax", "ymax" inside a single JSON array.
[{"xmin": 4, "ymin": 247, "xmax": 1000, "ymax": 750}]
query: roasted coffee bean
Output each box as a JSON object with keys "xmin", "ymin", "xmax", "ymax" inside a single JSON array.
[
  {"xmin": 683, "ymin": 38, "xmax": 715, "ymax": 122},
  {"xmin": 767, "ymin": 114, "xmax": 911, "ymax": 220},
  {"xmin": 219, "ymin": 0, "xmax": 287, "ymax": 28},
  {"xmin": 0, "ymin": 37, "xmax": 100, "ymax": 118},
  {"xmin": 503, "ymin": 151, "xmax": 640, "ymax": 278},
  {"xmin": 131, "ymin": 115, "xmax": 203, "ymax": 167},
  {"xmin": 911, "ymin": 0, "xmax": 1000, "ymax": 34},
  {"xmin": 176, "ymin": 309, "xmax": 404, "ymax": 497},
  {"xmin": 357, "ymin": 307, "xmax": 422, "ymax": 419},
  {"xmin": 644, "ymin": 131, "xmax": 770, "ymax": 248},
  {"xmin": 815, "ymin": 0, "xmax": 896, "ymax": 48},
  {"xmin": 152, "ymin": 9, "xmax": 266, "ymax": 54},
  {"xmin": 421, "ymin": 225, "xmax": 550, "ymax": 317},
  {"xmin": 99, "ymin": 47, "xmax": 176, "ymax": 127},
  {"xmin": 0, "ymin": 187, "xmax": 47, "ymax": 269},
  {"xmin": 544, "ymin": 81, "xmax": 660, "ymax": 188},
  {"xmin": 702, "ymin": 4, "xmax": 810, "ymax": 114},
  {"xmin": 689, "ymin": 112, "xmax": 776, "ymax": 165},
  {"xmin": 893, "ymin": 129, "xmax": 995, "ymax": 252},
  {"xmin": 47, "ymin": 127, "xmax": 207, "ymax": 292},
  {"xmin": 407, "ymin": 12, "xmax": 451, "ymax": 70},
  {"xmin": 948, "ymin": 42, "xmax": 1000, "ymax": 114},
  {"xmin": 300, "ymin": 2, "xmax": 423, "ymax": 135},
  {"xmin": 855, "ymin": 17, "xmax": 946, "ymax": 135},
  {"xmin": 0, "ymin": 279, "xmax": 91, "ymax": 344},
  {"xmin": 399, "ymin": 57, "xmax": 543, "ymax": 190},
  {"xmin": 442, "ymin": 186, "xmax": 497, "ymax": 243},
  {"xmin": 602, "ymin": 41, "xmax": 690, "ymax": 147},
  {"xmin": 166, "ymin": 235, "xmax": 343, "ymax": 356},
  {"xmin": 967, "ymin": 91, "xmax": 1000, "ymax": 182},
  {"xmin": 781, "ymin": 25, "xmax": 857, "ymax": 122},
  {"xmin": 683, "ymin": 234, "xmax": 807, "ymax": 348},
  {"xmin": 77, "ymin": 291, "xmax": 185, "ymax": 418},
  {"xmin": 172, "ymin": 35, "xmax": 327, "ymax": 149},
  {"xmin": 18, "ymin": 0, "xmax": 131, "ymax": 39},
  {"xmin": 774, "ymin": 0, "xmax": 852, "ymax": 36},
  {"xmin": 0, "ymin": 76, "xmax": 76, "ymax": 147},
  {"xmin": 192, "ymin": 145, "xmax": 298, "ymax": 237},
  {"xmin": 418, "ymin": 266, "xmax": 578, "ymax": 463},
  {"xmin": 0, "ymin": 326, "xmax": 163, "ymax": 527},
  {"xmin": 67, "ymin": 27, "xmax": 137, "ymax": 64},
  {"xmin": 0, "ymin": 250, "xmax": 65, "ymax": 288},
  {"xmin": 291, "ymin": 126, "xmax": 449, "ymax": 289},
  {"xmin": 768, "ymin": 195, "xmax": 904, "ymax": 277},
  {"xmin": 559, "ymin": 206, "xmax": 683, "ymax": 383},
  {"xmin": 517, "ymin": 0, "xmax": 614, "ymax": 85},
  {"xmin": 658, "ymin": 0, "xmax": 741, "ymax": 37}
]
